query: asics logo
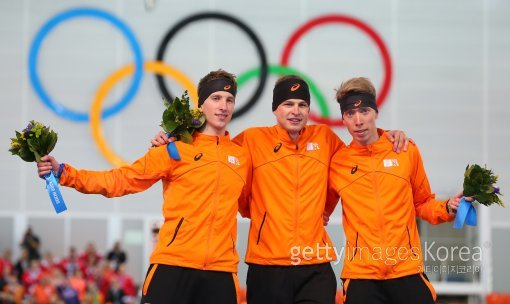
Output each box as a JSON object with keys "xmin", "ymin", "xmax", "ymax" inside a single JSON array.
[
  {"xmin": 274, "ymin": 143, "xmax": 282, "ymax": 153},
  {"xmin": 351, "ymin": 165, "xmax": 358, "ymax": 174}
]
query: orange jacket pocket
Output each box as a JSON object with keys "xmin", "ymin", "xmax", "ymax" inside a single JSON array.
[{"xmin": 167, "ymin": 217, "xmax": 184, "ymax": 246}]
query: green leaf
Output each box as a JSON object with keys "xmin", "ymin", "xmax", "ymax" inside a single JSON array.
[
  {"xmin": 163, "ymin": 119, "xmax": 179, "ymax": 134},
  {"xmin": 18, "ymin": 146, "xmax": 36, "ymax": 162},
  {"xmin": 180, "ymin": 130, "xmax": 193, "ymax": 144},
  {"xmin": 173, "ymin": 96, "xmax": 183, "ymax": 112},
  {"xmin": 8, "ymin": 146, "xmax": 20, "ymax": 155},
  {"xmin": 46, "ymin": 131, "xmax": 58, "ymax": 154},
  {"xmin": 162, "ymin": 97, "xmax": 170, "ymax": 107}
]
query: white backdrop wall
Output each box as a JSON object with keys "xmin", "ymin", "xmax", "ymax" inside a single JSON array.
[{"xmin": 1, "ymin": 0, "xmax": 509, "ymax": 296}]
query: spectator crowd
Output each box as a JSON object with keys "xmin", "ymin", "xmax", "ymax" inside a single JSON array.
[{"xmin": 0, "ymin": 228, "xmax": 137, "ymax": 304}]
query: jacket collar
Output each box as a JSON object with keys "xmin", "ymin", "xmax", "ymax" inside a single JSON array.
[
  {"xmin": 349, "ymin": 128, "xmax": 389, "ymax": 152},
  {"xmin": 273, "ymin": 124, "xmax": 307, "ymax": 145},
  {"xmin": 193, "ymin": 131, "xmax": 231, "ymax": 145}
]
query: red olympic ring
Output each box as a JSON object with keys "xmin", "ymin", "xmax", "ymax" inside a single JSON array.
[{"xmin": 280, "ymin": 14, "xmax": 393, "ymax": 127}]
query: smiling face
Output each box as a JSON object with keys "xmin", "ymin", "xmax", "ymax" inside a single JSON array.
[
  {"xmin": 200, "ymin": 91, "xmax": 235, "ymax": 136},
  {"xmin": 342, "ymin": 106, "xmax": 379, "ymax": 146},
  {"xmin": 273, "ymin": 99, "xmax": 310, "ymax": 140}
]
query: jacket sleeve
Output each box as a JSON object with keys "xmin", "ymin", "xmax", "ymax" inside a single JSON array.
[
  {"xmin": 59, "ymin": 146, "xmax": 173, "ymax": 198},
  {"xmin": 410, "ymin": 145, "xmax": 454, "ymax": 224},
  {"xmin": 232, "ymin": 130, "xmax": 246, "ymax": 147},
  {"xmin": 324, "ymin": 185, "xmax": 340, "ymax": 217},
  {"xmin": 233, "ymin": 131, "xmax": 251, "ymax": 218},
  {"xmin": 325, "ymin": 153, "xmax": 341, "ymax": 217},
  {"xmin": 238, "ymin": 161, "xmax": 252, "ymax": 218},
  {"xmin": 324, "ymin": 129, "xmax": 344, "ymax": 216}
]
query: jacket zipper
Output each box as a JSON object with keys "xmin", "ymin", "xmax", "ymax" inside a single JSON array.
[
  {"xmin": 372, "ymin": 150, "xmax": 388, "ymax": 275},
  {"xmin": 203, "ymin": 138, "xmax": 221, "ymax": 268},
  {"xmin": 167, "ymin": 217, "xmax": 184, "ymax": 246},
  {"xmin": 293, "ymin": 144, "xmax": 299, "ymax": 246}
]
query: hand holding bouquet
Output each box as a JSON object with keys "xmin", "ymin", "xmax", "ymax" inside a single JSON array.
[
  {"xmin": 454, "ymin": 164, "xmax": 504, "ymax": 229},
  {"xmin": 160, "ymin": 91, "xmax": 205, "ymax": 160},
  {"xmin": 9, "ymin": 121, "xmax": 67, "ymax": 213},
  {"xmin": 9, "ymin": 121, "xmax": 57, "ymax": 162},
  {"xmin": 161, "ymin": 91, "xmax": 205, "ymax": 144}
]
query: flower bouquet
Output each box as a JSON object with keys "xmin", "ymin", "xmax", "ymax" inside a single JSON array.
[
  {"xmin": 453, "ymin": 164, "xmax": 504, "ymax": 229},
  {"xmin": 160, "ymin": 91, "xmax": 205, "ymax": 160},
  {"xmin": 9, "ymin": 121, "xmax": 67, "ymax": 213}
]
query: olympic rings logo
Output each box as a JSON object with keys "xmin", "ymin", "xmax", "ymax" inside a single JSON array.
[{"xmin": 28, "ymin": 7, "xmax": 393, "ymax": 167}]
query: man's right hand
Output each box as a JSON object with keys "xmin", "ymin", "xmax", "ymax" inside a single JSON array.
[
  {"xmin": 151, "ymin": 131, "xmax": 172, "ymax": 147},
  {"xmin": 37, "ymin": 155, "xmax": 60, "ymax": 178}
]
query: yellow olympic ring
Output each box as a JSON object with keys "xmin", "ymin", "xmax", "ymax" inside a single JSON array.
[{"xmin": 90, "ymin": 60, "xmax": 198, "ymax": 167}]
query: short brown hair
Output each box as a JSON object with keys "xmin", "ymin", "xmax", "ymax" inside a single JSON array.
[
  {"xmin": 274, "ymin": 74, "xmax": 305, "ymax": 87},
  {"xmin": 198, "ymin": 69, "xmax": 237, "ymax": 93},
  {"xmin": 335, "ymin": 77, "xmax": 376, "ymax": 103}
]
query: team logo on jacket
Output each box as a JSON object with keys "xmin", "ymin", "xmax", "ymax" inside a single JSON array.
[
  {"xmin": 383, "ymin": 159, "xmax": 399, "ymax": 167},
  {"xmin": 274, "ymin": 142, "xmax": 282, "ymax": 153},
  {"xmin": 228, "ymin": 155, "xmax": 240, "ymax": 166},
  {"xmin": 306, "ymin": 142, "xmax": 320, "ymax": 151},
  {"xmin": 194, "ymin": 153, "xmax": 203, "ymax": 161},
  {"xmin": 351, "ymin": 165, "xmax": 358, "ymax": 174}
]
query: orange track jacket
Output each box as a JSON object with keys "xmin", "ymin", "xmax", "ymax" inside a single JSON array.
[
  {"xmin": 233, "ymin": 125, "xmax": 344, "ymax": 265},
  {"xmin": 329, "ymin": 131, "xmax": 454, "ymax": 280},
  {"xmin": 59, "ymin": 132, "xmax": 249, "ymax": 273}
]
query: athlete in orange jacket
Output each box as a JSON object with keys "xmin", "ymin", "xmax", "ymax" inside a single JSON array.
[
  {"xmin": 234, "ymin": 124, "xmax": 343, "ymax": 266},
  {"xmin": 329, "ymin": 77, "xmax": 463, "ymax": 304},
  {"xmin": 37, "ymin": 70, "xmax": 249, "ymax": 304}
]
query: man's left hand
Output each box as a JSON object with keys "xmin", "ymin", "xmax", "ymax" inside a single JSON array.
[{"xmin": 385, "ymin": 130, "xmax": 414, "ymax": 153}]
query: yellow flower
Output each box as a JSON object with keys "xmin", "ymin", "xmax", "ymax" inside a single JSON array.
[{"xmin": 10, "ymin": 141, "xmax": 21, "ymax": 148}]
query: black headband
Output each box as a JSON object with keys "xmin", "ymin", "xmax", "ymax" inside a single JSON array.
[
  {"xmin": 338, "ymin": 92, "xmax": 378, "ymax": 115},
  {"xmin": 272, "ymin": 78, "xmax": 310, "ymax": 111},
  {"xmin": 198, "ymin": 78, "xmax": 237, "ymax": 107}
]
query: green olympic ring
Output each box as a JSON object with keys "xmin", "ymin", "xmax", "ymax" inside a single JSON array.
[{"xmin": 237, "ymin": 65, "xmax": 331, "ymax": 117}]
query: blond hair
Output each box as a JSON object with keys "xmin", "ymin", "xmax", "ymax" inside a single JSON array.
[{"xmin": 335, "ymin": 77, "xmax": 376, "ymax": 103}]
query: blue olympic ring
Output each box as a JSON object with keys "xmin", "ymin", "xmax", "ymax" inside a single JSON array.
[{"xmin": 28, "ymin": 7, "xmax": 144, "ymax": 122}]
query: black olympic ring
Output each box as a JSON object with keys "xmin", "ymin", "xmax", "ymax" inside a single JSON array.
[{"xmin": 156, "ymin": 12, "xmax": 269, "ymax": 119}]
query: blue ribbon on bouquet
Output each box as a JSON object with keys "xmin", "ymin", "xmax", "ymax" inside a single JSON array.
[
  {"xmin": 453, "ymin": 197, "xmax": 477, "ymax": 229},
  {"xmin": 44, "ymin": 171, "xmax": 67, "ymax": 214},
  {"xmin": 165, "ymin": 132, "xmax": 181, "ymax": 160}
]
